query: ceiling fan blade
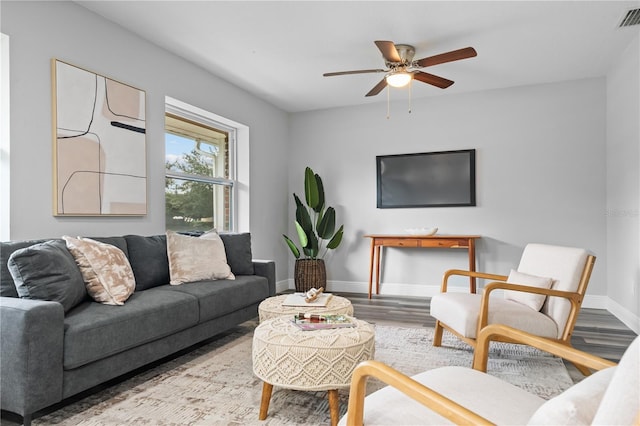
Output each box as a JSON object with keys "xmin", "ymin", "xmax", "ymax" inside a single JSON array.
[
  {"xmin": 365, "ymin": 78, "xmax": 388, "ymax": 97},
  {"xmin": 416, "ymin": 47, "xmax": 477, "ymax": 68},
  {"xmin": 374, "ymin": 40, "xmax": 402, "ymax": 63},
  {"xmin": 413, "ymin": 71, "xmax": 454, "ymax": 89},
  {"xmin": 323, "ymin": 68, "xmax": 386, "ymax": 77}
]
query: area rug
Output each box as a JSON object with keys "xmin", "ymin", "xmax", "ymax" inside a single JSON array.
[{"xmin": 34, "ymin": 321, "xmax": 572, "ymax": 425}]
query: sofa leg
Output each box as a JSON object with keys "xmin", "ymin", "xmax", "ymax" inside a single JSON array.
[
  {"xmin": 22, "ymin": 413, "xmax": 32, "ymax": 426},
  {"xmin": 433, "ymin": 321, "xmax": 444, "ymax": 347}
]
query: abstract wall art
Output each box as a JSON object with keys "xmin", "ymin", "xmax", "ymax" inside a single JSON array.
[{"xmin": 52, "ymin": 59, "xmax": 147, "ymax": 216}]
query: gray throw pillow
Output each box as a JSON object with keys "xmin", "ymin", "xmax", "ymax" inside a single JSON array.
[
  {"xmin": 124, "ymin": 234, "xmax": 170, "ymax": 290},
  {"xmin": 8, "ymin": 240, "xmax": 87, "ymax": 312},
  {"xmin": 219, "ymin": 233, "xmax": 254, "ymax": 275}
]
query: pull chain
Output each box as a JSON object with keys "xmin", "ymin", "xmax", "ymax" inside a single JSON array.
[
  {"xmin": 408, "ymin": 79, "xmax": 412, "ymax": 114},
  {"xmin": 386, "ymin": 84, "xmax": 390, "ymax": 119}
]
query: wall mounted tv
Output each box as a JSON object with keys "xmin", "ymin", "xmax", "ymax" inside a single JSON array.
[{"xmin": 376, "ymin": 149, "xmax": 476, "ymax": 208}]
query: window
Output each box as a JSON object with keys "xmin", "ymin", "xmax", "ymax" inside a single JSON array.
[{"xmin": 165, "ymin": 108, "xmax": 236, "ymax": 233}]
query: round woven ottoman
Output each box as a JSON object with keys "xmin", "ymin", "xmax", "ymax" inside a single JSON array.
[
  {"xmin": 258, "ymin": 294, "xmax": 354, "ymax": 322},
  {"xmin": 252, "ymin": 316, "xmax": 375, "ymax": 426}
]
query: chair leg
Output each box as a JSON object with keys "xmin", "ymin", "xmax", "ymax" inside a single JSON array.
[
  {"xmin": 258, "ymin": 381, "xmax": 273, "ymax": 420},
  {"xmin": 328, "ymin": 389, "xmax": 340, "ymax": 426},
  {"xmin": 572, "ymin": 360, "xmax": 593, "ymax": 377},
  {"xmin": 433, "ymin": 320, "xmax": 444, "ymax": 346}
]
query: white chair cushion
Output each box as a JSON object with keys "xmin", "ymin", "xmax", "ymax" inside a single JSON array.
[
  {"xmin": 503, "ymin": 269, "xmax": 553, "ymax": 311},
  {"xmin": 338, "ymin": 366, "xmax": 543, "ymax": 426},
  {"xmin": 592, "ymin": 337, "xmax": 639, "ymax": 425},
  {"xmin": 517, "ymin": 244, "xmax": 588, "ymax": 337},
  {"xmin": 430, "ymin": 293, "xmax": 557, "ymax": 339},
  {"xmin": 527, "ymin": 367, "xmax": 615, "ymax": 425}
]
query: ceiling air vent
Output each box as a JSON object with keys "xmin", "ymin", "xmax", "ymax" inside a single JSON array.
[{"xmin": 619, "ymin": 8, "xmax": 640, "ymax": 27}]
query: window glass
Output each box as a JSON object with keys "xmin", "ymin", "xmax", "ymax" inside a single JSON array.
[{"xmin": 165, "ymin": 113, "xmax": 234, "ymax": 232}]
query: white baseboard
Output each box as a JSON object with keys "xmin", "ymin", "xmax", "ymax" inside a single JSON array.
[
  {"xmin": 279, "ymin": 279, "xmax": 640, "ymax": 333},
  {"xmin": 606, "ymin": 298, "xmax": 640, "ymax": 334},
  {"xmin": 275, "ymin": 279, "xmax": 291, "ymax": 294}
]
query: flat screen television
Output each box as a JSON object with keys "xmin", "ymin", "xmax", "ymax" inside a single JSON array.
[{"xmin": 376, "ymin": 149, "xmax": 476, "ymax": 208}]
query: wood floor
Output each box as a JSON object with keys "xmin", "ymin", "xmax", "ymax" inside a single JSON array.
[{"xmin": 341, "ymin": 291, "xmax": 637, "ymax": 381}]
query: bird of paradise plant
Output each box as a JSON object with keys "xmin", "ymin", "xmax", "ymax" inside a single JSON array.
[{"xmin": 283, "ymin": 167, "xmax": 344, "ymax": 259}]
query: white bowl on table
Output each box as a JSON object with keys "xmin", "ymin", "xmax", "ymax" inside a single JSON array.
[{"xmin": 404, "ymin": 227, "xmax": 438, "ymax": 236}]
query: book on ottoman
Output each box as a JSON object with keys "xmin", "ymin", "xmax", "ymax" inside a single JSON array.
[{"xmin": 291, "ymin": 314, "xmax": 355, "ymax": 330}]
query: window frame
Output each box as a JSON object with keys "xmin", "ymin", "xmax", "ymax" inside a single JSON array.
[{"xmin": 165, "ymin": 100, "xmax": 238, "ymax": 232}]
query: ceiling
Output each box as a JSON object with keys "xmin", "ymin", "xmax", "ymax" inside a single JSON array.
[{"xmin": 76, "ymin": 1, "xmax": 640, "ymax": 113}]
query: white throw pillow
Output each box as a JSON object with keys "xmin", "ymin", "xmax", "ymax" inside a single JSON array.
[
  {"xmin": 63, "ymin": 236, "xmax": 135, "ymax": 305},
  {"xmin": 166, "ymin": 230, "xmax": 235, "ymax": 285},
  {"xmin": 503, "ymin": 269, "xmax": 553, "ymax": 311},
  {"xmin": 527, "ymin": 367, "xmax": 615, "ymax": 425}
]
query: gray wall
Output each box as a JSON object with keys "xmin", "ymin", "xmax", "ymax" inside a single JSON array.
[
  {"xmin": 1, "ymin": 1, "xmax": 291, "ymax": 281},
  {"xmin": 606, "ymin": 33, "xmax": 640, "ymax": 328},
  {"xmin": 290, "ymin": 78, "xmax": 609, "ymax": 305}
]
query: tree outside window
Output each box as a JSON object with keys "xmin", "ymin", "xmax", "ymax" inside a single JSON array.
[{"xmin": 165, "ymin": 114, "xmax": 233, "ymax": 233}]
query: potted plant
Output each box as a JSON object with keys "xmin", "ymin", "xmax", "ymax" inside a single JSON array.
[{"xmin": 283, "ymin": 167, "xmax": 344, "ymax": 292}]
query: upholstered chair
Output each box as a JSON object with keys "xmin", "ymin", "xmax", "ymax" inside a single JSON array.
[
  {"xmin": 339, "ymin": 324, "xmax": 639, "ymax": 426},
  {"xmin": 429, "ymin": 243, "xmax": 595, "ymax": 374}
]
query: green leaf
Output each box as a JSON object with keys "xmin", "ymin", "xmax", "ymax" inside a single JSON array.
[
  {"xmin": 304, "ymin": 167, "xmax": 320, "ymax": 209},
  {"xmin": 314, "ymin": 173, "xmax": 325, "ymax": 213},
  {"xmin": 294, "ymin": 193, "xmax": 312, "ymax": 234},
  {"xmin": 295, "ymin": 221, "xmax": 308, "ymax": 248},
  {"xmin": 305, "ymin": 233, "xmax": 319, "ymax": 258},
  {"xmin": 317, "ymin": 207, "xmax": 336, "ymax": 239},
  {"xmin": 282, "ymin": 234, "xmax": 300, "ymax": 259},
  {"xmin": 327, "ymin": 225, "xmax": 344, "ymax": 249}
]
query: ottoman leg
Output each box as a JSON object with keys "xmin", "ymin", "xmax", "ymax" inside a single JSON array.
[
  {"xmin": 259, "ymin": 382, "xmax": 273, "ymax": 420},
  {"xmin": 328, "ymin": 389, "xmax": 340, "ymax": 426}
]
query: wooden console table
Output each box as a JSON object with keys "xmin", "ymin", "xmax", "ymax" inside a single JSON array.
[{"xmin": 364, "ymin": 234, "xmax": 481, "ymax": 299}]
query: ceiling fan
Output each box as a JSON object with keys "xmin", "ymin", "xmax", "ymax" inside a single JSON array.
[{"xmin": 323, "ymin": 41, "xmax": 477, "ymax": 97}]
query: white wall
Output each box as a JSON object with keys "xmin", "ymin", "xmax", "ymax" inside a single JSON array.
[
  {"xmin": 290, "ymin": 78, "xmax": 608, "ymax": 305},
  {"xmin": 606, "ymin": 32, "xmax": 640, "ymax": 330},
  {"xmin": 1, "ymin": 1, "xmax": 291, "ymax": 281}
]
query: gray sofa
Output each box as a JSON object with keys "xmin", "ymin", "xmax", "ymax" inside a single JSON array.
[{"xmin": 0, "ymin": 233, "xmax": 275, "ymax": 425}]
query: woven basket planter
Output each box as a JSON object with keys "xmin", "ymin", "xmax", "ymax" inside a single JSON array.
[{"xmin": 294, "ymin": 259, "xmax": 326, "ymax": 292}]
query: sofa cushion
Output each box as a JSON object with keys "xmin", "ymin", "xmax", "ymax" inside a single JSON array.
[
  {"xmin": 124, "ymin": 235, "xmax": 170, "ymax": 291},
  {"xmin": 157, "ymin": 275, "xmax": 269, "ymax": 322},
  {"xmin": 219, "ymin": 233, "xmax": 254, "ymax": 275},
  {"xmin": 62, "ymin": 288, "xmax": 199, "ymax": 369},
  {"xmin": 166, "ymin": 230, "xmax": 234, "ymax": 285},
  {"xmin": 517, "ymin": 244, "xmax": 589, "ymax": 339},
  {"xmin": 7, "ymin": 240, "xmax": 87, "ymax": 312},
  {"xmin": 63, "ymin": 236, "xmax": 136, "ymax": 305},
  {"xmin": 0, "ymin": 239, "xmax": 50, "ymax": 297},
  {"xmin": 429, "ymin": 293, "xmax": 558, "ymax": 339},
  {"xmin": 503, "ymin": 269, "xmax": 553, "ymax": 311}
]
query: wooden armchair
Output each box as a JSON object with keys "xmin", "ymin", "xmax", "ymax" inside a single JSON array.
[
  {"xmin": 340, "ymin": 324, "xmax": 639, "ymax": 426},
  {"xmin": 429, "ymin": 243, "xmax": 595, "ymax": 374}
]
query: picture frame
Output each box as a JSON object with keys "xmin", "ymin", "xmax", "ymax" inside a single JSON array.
[{"xmin": 52, "ymin": 59, "xmax": 147, "ymax": 216}]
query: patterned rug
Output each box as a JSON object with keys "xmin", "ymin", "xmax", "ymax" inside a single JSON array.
[{"xmin": 34, "ymin": 320, "xmax": 572, "ymax": 425}]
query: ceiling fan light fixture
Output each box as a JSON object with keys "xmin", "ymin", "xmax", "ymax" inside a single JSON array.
[{"xmin": 386, "ymin": 71, "xmax": 412, "ymax": 88}]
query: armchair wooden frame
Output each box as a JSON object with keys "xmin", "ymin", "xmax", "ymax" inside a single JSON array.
[
  {"xmin": 433, "ymin": 254, "xmax": 596, "ymax": 375},
  {"xmin": 344, "ymin": 324, "xmax": 620, "ymax": 426}
]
